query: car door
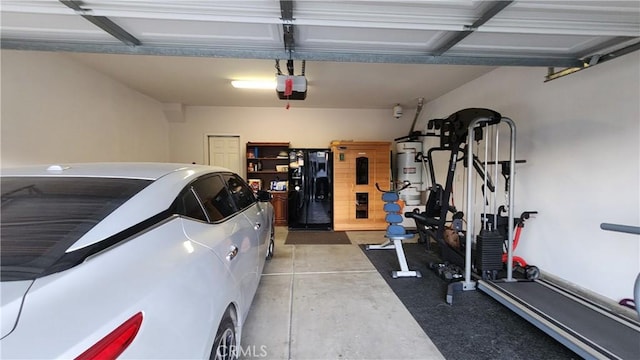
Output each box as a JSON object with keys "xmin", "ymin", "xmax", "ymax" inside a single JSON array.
[
  {"xmin": 181, "ymin": 174, "xmax": 257, "ymax": 315},
  {"xmin": 222, "ymin": 174, "xmax": 264, "ymax": 290}
]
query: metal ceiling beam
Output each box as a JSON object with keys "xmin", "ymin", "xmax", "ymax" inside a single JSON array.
[
  {"xmin": 283, "ymin": 24, "xmax": 295, "ymax": 54},
  {"xmin": 577, "ymin": 36, "xmax": 638, "ymax": 59},
  {"xmin": 433, "ymin": 1, "xmax": 513, "ymax": 56},
  {"xmin": 280, "ymin": 0, "xmax": 295, "ymax": 54},
  {"xmin": 59, "ymin": 0, "xmax": 141, "ymax": 46},
  {"xmin": 280, "ymin": 0, "xmax": 294, "ymax": 21},
  {"xmin": 545, "ymin": 41, "xmax": 640, "ymax": 82},
  {"xmin": 0, "ymin": 39, "xmax": 584, "ymax": 67}
]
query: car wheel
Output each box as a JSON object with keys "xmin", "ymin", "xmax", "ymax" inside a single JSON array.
[
  {"xmin": 266, "ymin": 224, "xmax": 275, "ymax": 260},
  {"xmin": 210, "ymin": 309, "xmax": 237, "ymax": 360}
]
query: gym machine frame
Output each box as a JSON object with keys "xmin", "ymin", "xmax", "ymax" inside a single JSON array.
[
  {"xmin": 406, "ymin": 109, "xmax": 513, "ymax": 288},
  {"xmin": 446, "ymin": 115, "xmax": 517, "ymax": 299},
  {"xmin": 407, "ymin": 109, "xmax": 503, "ymax": 261}
]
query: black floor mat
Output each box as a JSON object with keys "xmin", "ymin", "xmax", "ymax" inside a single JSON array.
[
  {"xmin": 361, "ymin": 243, "xmax": 580, "ymax": 360},
  {"xmin": 285, "ymin": 231, "xmax": 351, "ymax": 245}
]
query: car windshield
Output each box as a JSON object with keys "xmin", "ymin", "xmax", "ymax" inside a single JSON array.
[{"xmin": 1, "ymin": 177, "xmax": 151, "ymax": 281}]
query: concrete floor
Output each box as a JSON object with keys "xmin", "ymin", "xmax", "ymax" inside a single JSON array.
[{"xmin": 240, "ymin": 227, "xmax": 444, "ymax": 360}]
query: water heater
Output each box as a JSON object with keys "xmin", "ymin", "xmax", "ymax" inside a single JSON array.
[{"xmin": 396, "ymin": 142, "xmax": 423, "ymax": 205}]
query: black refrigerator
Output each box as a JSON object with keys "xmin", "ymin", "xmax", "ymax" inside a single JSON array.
[{"xmin": 288, "ymin": 149, "xmax": 333, "ymax": 230}]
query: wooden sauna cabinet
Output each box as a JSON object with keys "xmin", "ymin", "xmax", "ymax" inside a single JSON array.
[{"xmin": 330, "ymin": 141, "xmax": 391, "ymax": 231}]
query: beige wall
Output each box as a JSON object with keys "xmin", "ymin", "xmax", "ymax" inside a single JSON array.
[
  {"xmin": 418, "ymin": 53, "xmax": 640, "ymax": 302},
  {"xmin": 169, "ymin": 106, "xmax": 412, "ymax": 168},
  {"xmin": 0, "ymin": 50, "xmax": 170, "ymax": 166}
]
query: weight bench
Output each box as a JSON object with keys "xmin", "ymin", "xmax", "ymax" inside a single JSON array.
[{"xmin": 366, "ymin": 191, "xmax": 422, "ymax": 278}]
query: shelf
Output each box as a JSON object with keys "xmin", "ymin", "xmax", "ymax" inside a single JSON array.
[
  {"xmin": 247, "ymin": 142, "xmax": 289, "ymax": 147},
  {"xmin": 248, "ymin": 171, "xmax": 288, "ymax": 174},
  {"xmin": 246, "ymin": 142, "xmax": 290, "ymax": 195},
  {"xmin": 246, "ymin": 142, "xmax": 290, "ymax": 226}
]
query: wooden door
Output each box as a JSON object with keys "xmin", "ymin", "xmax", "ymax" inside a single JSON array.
[
  {"xmin": 332, "ymin": 149, "xmax": 354, "ymax": 231},
  {"xmin": 208, "ymin": 135, "xmax": 241, "ymax": 174}
]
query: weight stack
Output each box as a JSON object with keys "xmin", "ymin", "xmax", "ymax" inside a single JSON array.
[{"xmin": 476, "ymin": 229, "xmax": 503, "ymax": 277}]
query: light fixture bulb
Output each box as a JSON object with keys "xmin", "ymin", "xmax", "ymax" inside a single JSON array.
[{"xmin": 231, "ymin": 80, "xmax": 277, "ymax": 89}]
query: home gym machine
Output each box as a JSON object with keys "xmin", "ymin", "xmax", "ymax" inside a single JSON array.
[
  {"xmin": 411, "ymin": 109, "xmax": 640, "ymax": 359},
  {"xmin": 404, "ymin": 108, "xmax": 513, "ymax": 284}
]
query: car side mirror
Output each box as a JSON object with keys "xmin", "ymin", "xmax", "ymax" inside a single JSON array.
[{"xmin": 257, "ymin": 190, "xmax": 272, "ymax": 202}]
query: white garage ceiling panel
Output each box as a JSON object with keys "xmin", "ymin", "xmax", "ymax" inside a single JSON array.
[
  {"xmin": 84, "ymin": 0, "xmax": 281, "ymax": 19},
  {"xmin": 0, "ymin": 0, "xmax": 638, "ymax": 109},
  {"xmin": 292, "ymin": 0, "xmax": 483, "ymax": 30},
  {"xmin": 455, "ymin": 32, "xmax": 619, "ymax": 58},
  {"xmin": 2, "ymin": 0, "xmax": 638, "ymax": 66},
  {"xmin": 493, "ymin": 1, "xmax": 640, "ymax": 36},
  {"xmin": 297, "ymin": 25, "xmax": 446, "ymax": 54},
  {"xmin": 114, "ymin": 18, "xmax": 282, "ymax": 48},
  {"xmin": 1, "ymin": 12, "xmax": 116, "ymax": 42}
]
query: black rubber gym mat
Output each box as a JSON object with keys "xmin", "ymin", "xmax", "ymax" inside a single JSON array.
[{"xmin": 361, "ymin": 243, "xmax": 579, "ymax": 360}]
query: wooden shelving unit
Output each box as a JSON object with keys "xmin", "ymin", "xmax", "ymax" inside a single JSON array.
[{"xmin": 246, "ymin": 142, "xmax": 290, "ymax": 226}]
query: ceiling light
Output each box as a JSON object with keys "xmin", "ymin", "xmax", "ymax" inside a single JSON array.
[{"xmin": 231, "ymin": 80, "xmax": 276, "ymax": 89}]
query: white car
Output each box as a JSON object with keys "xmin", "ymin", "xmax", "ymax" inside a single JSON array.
[{"xmin": 0, "ymin": 163, "xmax": 275, "ymax": 359}]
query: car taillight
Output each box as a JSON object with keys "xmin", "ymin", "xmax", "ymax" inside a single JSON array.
[{"xmin": 75, "ymin": 312, "xmax": 143, "ymax": 360}]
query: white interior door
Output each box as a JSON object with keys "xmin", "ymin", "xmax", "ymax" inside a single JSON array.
[{"xmin": 207, "ymin": 135, "xmax": 241, "ymax": 174}]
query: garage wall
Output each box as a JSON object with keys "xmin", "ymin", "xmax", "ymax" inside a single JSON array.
[
  {"xmin": 418, "ymin": 53, "xmax": 640, "ymax": 302},
  {"xmin": 0, "ymin": 50, "xmax": 170, "ymax": 166},
  {"xmin": 2, "ymin": 49, "xmax": 636, "ymax": 302},
  {"xmin": 169, "ymin": 106, "xmax": 411, "ymax": 166}
]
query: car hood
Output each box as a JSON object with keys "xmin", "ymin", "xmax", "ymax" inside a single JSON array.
[{"xmin": 1, "ymin": 280, "xmax": 33, "ymax": 338}]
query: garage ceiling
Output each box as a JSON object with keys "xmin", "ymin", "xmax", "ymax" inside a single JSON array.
[{"xmin": 1, "ymin": 0, "xmax": 639, "ymax": 109}]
